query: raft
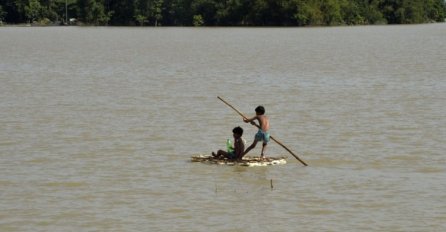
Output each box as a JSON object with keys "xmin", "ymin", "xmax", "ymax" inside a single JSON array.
[{"xmin": 191, "ymin": 155, "xmax": 287, "ymax": 167}]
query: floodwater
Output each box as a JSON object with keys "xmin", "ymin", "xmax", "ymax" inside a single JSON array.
[{"xmin": 0, "ymin": 24, "xmax": 445, "ymax": 231}]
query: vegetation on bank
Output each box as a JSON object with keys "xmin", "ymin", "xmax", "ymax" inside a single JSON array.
[{"xmin": 0, "ymin": 0, "xmax": 445, "ymax": 26}]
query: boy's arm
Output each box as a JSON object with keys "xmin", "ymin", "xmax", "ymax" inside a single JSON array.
[
  {"xmin": 243, "ymin": 116, "xmax": 257, "ymax": 123},
  {"xmin": 234, "ymin": 140, "xmax": 245, "ymax": 159}
]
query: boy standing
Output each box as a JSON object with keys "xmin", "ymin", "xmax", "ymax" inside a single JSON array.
[
  {"xmin": 212, "ymin": 126, "xmax": 245, "ymax": 160},
  {"xmin": 242, "ymin": 106, "xmax": 270, "ymax": 159}
]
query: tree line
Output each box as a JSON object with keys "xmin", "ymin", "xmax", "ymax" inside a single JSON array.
[{"xmin": 1, "ymin": 0, "xmax": 445, "ymax": 26}]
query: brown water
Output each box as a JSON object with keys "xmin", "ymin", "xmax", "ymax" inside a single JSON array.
[{"xmin": 1, "ymin": 24, "xmax": 445, "ymax": 231}]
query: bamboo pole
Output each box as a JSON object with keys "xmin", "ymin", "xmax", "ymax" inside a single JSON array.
[{"xmin": 217, "ymin": 96, "xmax": 308, "ymax": 166}]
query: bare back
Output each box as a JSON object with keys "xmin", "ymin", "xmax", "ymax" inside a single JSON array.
[
  {"xmin": 257, "ymin": 115, "xmax": 270, "ymax": 132},
  {"xmin": 234, "ymin": 138, "xmax": 245, "ymax": 158}
]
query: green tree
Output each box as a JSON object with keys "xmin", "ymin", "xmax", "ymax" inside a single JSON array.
[
  {"xmin": 1, "ymin": 0, "xmax": 445, "ymax": 25},
  {"xmin": 0, "ymin": 0, "xmax": 26, "ymax": 23},
  {"xmin": 379, "ymin": 0, "xmax": 406, "ymax": 24},
  {"xmin": 39, "ymin": 0, "xmax": 58, "ymax": 22},
  {"xmin": 213, "ymin": 0, "xmax": 249, "ymax": 25},
  {"xmin": 424, "ymin": 0, "xmax": 446, "ymax": 22},
  {"xmin": 78, "ymin": 0, "xmax": 110, "ymax": 25},
  {"xmin": 247, "ymin": 0, "xmax": 291, "ymax": 26},
  {"xmin": 299, "ymin": 0, "xmax": 324, "ymax": 25},
  {"xmin": 320, "ymin": 0, "xmax": 343, "ymax": 25},
  {"xmin": 191, "ymin": 0, "xmax": 218, "ymax": 25},
  {"xmin": 109, "ymin": 0, "xmax": 135, "ymax": 25},
  {"xmin": 134, "ymin": 0, "xmax": 163, "ymax": 26},
  {"xmin": 340, "ymin": 0, "xmax": 365, "ymax": 25},
  {"xmin": 289, "ymin": 0, "xmax": 311, "ymax": 26},
  {"xmin": 25, "ymin": 0, "xmax": 42, "ymax": 22},
  {"xmin": 0, "ymin": 4, "xmax": 7, "ymax": 22},
  {"xmin": 152, "ymin": 0, "xmax": 163, "ymax": 26},
  {"xmin": 134, "ymin": 0, "xmax": 150, "ymax": 25},
  {"xmin": 363, "ymin": 0, "xmax": 386, "ymax": 24},
  {"xmin": 401, "ymin": 0, "xmax": 424, "ymax": 23},
  {"xmin": 192, "ymin": 13, "xmax": 202, "ymax": 25},
  {"xmin": 134, "ymin": 14, "xmax": 147, "ymax": 25},
  {"xmin": 162, "ymin": 0, "xmax": 193, "ymax": 25}
]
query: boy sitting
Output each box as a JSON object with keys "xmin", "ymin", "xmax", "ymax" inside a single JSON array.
[{"xmin": 212, "ymin": 126, "xmax": 245, "ymax": 160}]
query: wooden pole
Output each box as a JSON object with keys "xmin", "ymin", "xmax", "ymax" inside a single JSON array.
[{"xmin": 217, "ymin": 96, "xmax": 308, "ymax": 166}]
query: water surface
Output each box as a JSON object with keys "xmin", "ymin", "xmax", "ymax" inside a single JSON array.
[{"xmin": 1, "ymin": 24, "xmax": 445, "ymax": 231}]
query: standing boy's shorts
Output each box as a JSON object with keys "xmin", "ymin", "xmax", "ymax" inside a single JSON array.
[{"xmin": 255, "ymin": 130, "xmax": 270, "ymax": 144}]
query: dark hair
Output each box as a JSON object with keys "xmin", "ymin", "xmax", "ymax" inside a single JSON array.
[
  {"xmin": 232, "ymin": 126, "xmax": 243, "ymax": 136},
  {"xmin": 255, "ymin": 105, "xmax": 265, "ymax": 115}
]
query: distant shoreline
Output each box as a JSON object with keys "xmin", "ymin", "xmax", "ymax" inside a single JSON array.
[
  {"xmin": 2, "ymin": 0, "xmax": 445, "ymax": 27},
  {"xmin": 1, "ymin": 21, "xmax": 444, "ymax": 28}
]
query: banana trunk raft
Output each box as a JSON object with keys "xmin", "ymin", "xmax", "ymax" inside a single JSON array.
[{"xmin": 191, "ymin": 155, "xmax": 287, "ymax": 167}]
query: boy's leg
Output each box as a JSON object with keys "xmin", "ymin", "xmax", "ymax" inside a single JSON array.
[
  {"xmin": 213, "ymin": 150, "xmax": 227, "ymax": 158},
  {"xmin": 260, "ymin": 132, "xmax": 270, "ymax": 159},
  {"xmin": 224, "ymin": 152, "xmax": 236, "ymax": 160},
  {"xmin": 217, "ymin": 150, "xmax": 227, "ymax": 157},
  {"xmin": 241, "ymin": 140, "xmax": 258, "ymax": 159},
  {"xmin": 260, "ymin": 143, "xmax": 267, "ymax": 159}
]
